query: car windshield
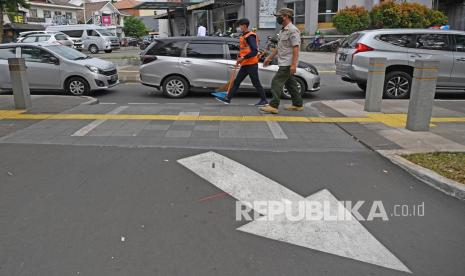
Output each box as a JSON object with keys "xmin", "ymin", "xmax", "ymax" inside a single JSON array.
[
  {"xmin": 97, "ymin": 29, "xmax": 113, "ymax": 36},
  {"xmin": 44, "ymin": 45, "xmax": 89, "ymax": 60}
]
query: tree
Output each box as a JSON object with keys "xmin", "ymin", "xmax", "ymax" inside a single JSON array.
[
  {"xmin": 0, "ymin": 0, "xmax": 30, "ymax": 43},
  {"xmin": 123, "ymin": 16, "xmax": 148, "ymax": 38}
]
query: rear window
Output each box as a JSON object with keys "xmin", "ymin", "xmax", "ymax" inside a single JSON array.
[
  {"xmin": 61, "ymin": 30, "xmax": 83, "ymax": 38},
  {"xmin": 0, "ymin": 48, "xmax": 16, "ymax": 60},
  {"xmin": 340, "ymin": 33, "xmax": 362, "ymax": 49},
  {"xmin": 415, "ymin": 34, "xmax": 450, "ymax": 51},
  {"xmin": 146, "ymin": 40, "xmax": 185, "ymax": 57},
  {"xmin": 377, "ymin": 34, "xmax": 414, "ymax": 47},
  {"xmin": 186, "ymin": 43, "xmax": 224, "ymax": 59}
]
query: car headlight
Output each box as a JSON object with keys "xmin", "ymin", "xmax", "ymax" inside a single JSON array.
[
  {"xmin": 304, "ymin": 66, "xmax": 319, "ymax": 75},
  {"xmin": 85, "ymin": 65, "xmax": 99, "ymax": 73}
]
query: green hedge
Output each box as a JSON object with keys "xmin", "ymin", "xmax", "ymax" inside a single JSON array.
[
  {"xmin": 332, "ymin": 1, "xmax": 447, "ymax": 35},
  {"xmin": 333, "ymin": 6, "xmax": 370, "ymax": 35}
]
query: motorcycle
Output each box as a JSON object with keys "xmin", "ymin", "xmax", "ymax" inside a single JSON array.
[{"xmin": 306, "ymin": 38, "xmax": 342, "ymax": 52}]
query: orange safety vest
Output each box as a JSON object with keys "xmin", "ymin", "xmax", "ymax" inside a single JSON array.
[{"xmin": 239, "ymin": 32, "xmax": 259, "ymax": 66}]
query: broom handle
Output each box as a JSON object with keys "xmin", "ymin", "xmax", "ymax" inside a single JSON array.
[{"xmin": 226, "ymin": 62, "xmax": 239, "ymax": 95}]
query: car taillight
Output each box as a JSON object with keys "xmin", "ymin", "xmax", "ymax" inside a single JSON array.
[{"xmin": 353, "ymin": 43, "xmax": 373, "ymax": 56}]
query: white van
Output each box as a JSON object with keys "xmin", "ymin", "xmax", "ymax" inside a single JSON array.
[{"xmin": 46, "ymin": 24, "xmax": 120, "ymax": 54}]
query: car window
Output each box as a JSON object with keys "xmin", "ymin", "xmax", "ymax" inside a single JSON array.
[
  {"xmin": 21, "ymin": 47, "xmax": 56, "ymax": 63},
  {"xmin": 455, "ymin": 35, "xmax": 465, "ymax": 52},
  {"xmin": 55, "ymin": 34, "xmax": 68, "ymax": 41},
  {"xmin": 186, "ymin": 43, "xmax": 224, "ymax": 59},
  {"xmin": 378, "ymin": 34, "xmax": 414, "ymax": 48},
  {"xmin": 22, "ymin": 36, "xmax": 37, "ymax": 43},
  {"xmin": 0, "ymin": 47, "xmax": 16, "ymax": 60},
  {"xmin": 44, "ymin": 45, "xmax": 87, "ymax": 60},
  {"xmin": 62, "ymin": 30, "xmax": 83, "ymax": 38},
  {"xmin": 416, "ymin": 34, "xmax": 450, "ymax": 51},
  {"xmin": 37, "ymin": 35, "xmax": 50, "ymax": 42},
  {"xmin": 340, "ymin": 33, "xmax": 362, "ymax": 49},
  {"xmin": 87, "ymin": 30, "xmax": 100, "ymax": 37},
  {"xmin": 147, "ymin": 41, "xmax": 185, "ymax": 57},
  {"xmin": 228, "ymin": 43, "xmax": 240, "ymax": 60}
]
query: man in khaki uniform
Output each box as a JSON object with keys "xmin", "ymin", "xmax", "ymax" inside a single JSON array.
[{"xmin": 261, "ymin": 8, "xmax": 303, "ymax": 114}]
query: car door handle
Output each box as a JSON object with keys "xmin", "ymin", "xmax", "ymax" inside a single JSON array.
[
  {"xmin": 457, "ymin": 58, "xmax": 465, "ymax": 62},
  {"xmin": 410, "ymin": 54, "xmax": 422, "ymax": 58},
  {"xmin": 181, "ymin": 60, "xmax": 191, "ymax": 65}
]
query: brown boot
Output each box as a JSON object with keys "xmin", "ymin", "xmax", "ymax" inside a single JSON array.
[
  {"xmin": 260, "ymin": 105, "xmax": 279, "ymax": 114},
  {"xmin": 285, "ymin": 105, "xmax": 304, "ymax": 111}
]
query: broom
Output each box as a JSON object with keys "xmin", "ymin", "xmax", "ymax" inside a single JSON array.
[{"xmin": 211, "ymin": 61, "xmax": 239, "ymax": 98}]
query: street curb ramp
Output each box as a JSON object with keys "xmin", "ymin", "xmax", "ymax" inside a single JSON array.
[{"xmin": 378, "ymin": 150, "xmax": 465, "ymax": 201}]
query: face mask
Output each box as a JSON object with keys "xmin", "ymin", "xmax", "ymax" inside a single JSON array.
[
  {"xmin": 236, "ymin": 27, "xmax": 242, "ymax": 33},
  {"xmin": 276, "ymin": 16, "xmax": 284, "ymax": 25}
]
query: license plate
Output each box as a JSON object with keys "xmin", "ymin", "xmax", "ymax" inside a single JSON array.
[
  {"xmin": 111, "ymin": 75, "xmax": 118, "ymax": 81},
  {"xmin": 338, "ymin": 53, "xmax": 347, "ymax": 61}
]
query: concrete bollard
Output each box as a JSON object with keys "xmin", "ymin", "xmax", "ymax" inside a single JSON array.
[
  {"xmin": 406, "ymin": 59, "xmax": 439, "ymax": 131},
  {"xmin": 8, "ymin": 58, "xmax": 31, "ymax": 110},
  {"xmin": 364, "ymin": 57, "xmax": 387, "ymax": 112}
]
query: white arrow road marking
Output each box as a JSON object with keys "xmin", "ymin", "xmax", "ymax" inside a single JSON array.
[{"xmin": 178, "ymin": 151, "xmax": 411, "ymax": 273}]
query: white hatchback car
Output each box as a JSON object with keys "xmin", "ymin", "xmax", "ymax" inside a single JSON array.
[{"xmin": 0, "ymin": 43, "xmax": 119, "ymax": 95}]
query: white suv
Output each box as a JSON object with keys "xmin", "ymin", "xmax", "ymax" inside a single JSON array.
[{"xmin": 335, "ymin": 29, "xmax": 465, "ymax": 99}]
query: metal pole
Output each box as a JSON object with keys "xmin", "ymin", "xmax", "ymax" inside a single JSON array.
[
  {"xmin": 167, "ymin": 8, "xmax": 174, "ymax": 37},
  {"xmin": 8, "ymin": 58, "xmax": 31, "ymax": 110},
  {"xmin": 364, "ymin": 57, "xmax": 387, "ymax": 112},
  {"xmin": 406, "ymin": 59, "xmax": 439, "ymax": 131}
]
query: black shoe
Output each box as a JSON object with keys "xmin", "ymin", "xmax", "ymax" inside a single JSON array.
[
  {"xmin": 254, "ymin": 99, "xmax": 268, "ymax": 107},
  {"xmin": 215, "ymin": 97, "xmax": 231, "ymax": 104}
]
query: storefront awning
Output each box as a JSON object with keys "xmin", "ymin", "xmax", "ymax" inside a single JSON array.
[
  {"xmin": 187, "ymin": 0, "xmax": 242, "ymax": 11},
  {"xmin": 135, "ymin": 1, "xmax": 189, "ymax": 10},
  {"xmin": 4, "ymin": 23, "xmax": 45, "ymax": 31}
]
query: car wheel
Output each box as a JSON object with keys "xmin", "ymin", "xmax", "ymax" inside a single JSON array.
[
  {"xmin": 162, "ymin": 76, "xmax": 189, "ymax": 98},
  {"xmin": 89, "ymin": 44, "xmax": 99, "ymax": 54},
  {"xmin": 384, "ymin": 71, "xmax": 412, "ymax": 99},
  {"xmin": 104, "ymin": 50, "xmax": 112, "ymax": 53},
  {"xmin": 282, "ymin": 77, "xmax": 305, "ymax": 99},
  {"xmin": 357, "ymin": 82, "xmax": 367, "ymax": 92},
  {"xmin": 66, "ymin": 77, "xmax": 90, "ymax": 96}
]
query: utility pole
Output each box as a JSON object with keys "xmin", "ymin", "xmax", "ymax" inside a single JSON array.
[{"xmin": 83, "ymin": 0, "xmax": 86, "ymax": 24}]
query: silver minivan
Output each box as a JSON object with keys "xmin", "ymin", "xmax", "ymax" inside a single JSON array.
[
  {"xmin": 0, "ymin": 43, "xmax": 119, "ymax": 95},
  {"xmin": 46, "ymin": 24, "xmax": 120, "ymax": 54},
  {"xmin": 336, "ymin": 29, "xmax": 465, "ymax": 98},
  {"xmin": 139, "ymin": 37, "xmax": 321, "ymax": 98}
]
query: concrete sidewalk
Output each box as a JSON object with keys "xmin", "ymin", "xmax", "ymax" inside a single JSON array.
[{"xmin": 312, "ymin": 99, "xmax": 465, "ymax": 153}]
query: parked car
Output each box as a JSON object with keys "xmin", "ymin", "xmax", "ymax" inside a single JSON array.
[
  {"xmin": 19, "ymin": 33, "xmax": 74, "ymax": 48},
  {"xmin": 46, "ymin": 24, "xmax": 120, "ymax": 54},
  {"xmin": 139, "ymin": 37, "xmax": 320, "ymax": 98},
  {"xmin": 335, "ymin": 29, "xmax": 465, "ymax": 99},
  {"xmin": 0, "ymin": 43, "xmax": 119, "ymax": 95}
]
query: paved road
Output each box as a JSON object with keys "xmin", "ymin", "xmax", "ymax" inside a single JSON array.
[
  {"xmin": 1, "ymin": 56, "xmax": 465, "ymax": 275},
  {"xmin": 1, "ymin": 142, "xmax": 464, "ymax": 275}
]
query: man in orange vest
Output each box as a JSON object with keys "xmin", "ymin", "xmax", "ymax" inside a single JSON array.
[{"xmin": 216, "ymin": 18, "xmax": 268, "ymax": 106}]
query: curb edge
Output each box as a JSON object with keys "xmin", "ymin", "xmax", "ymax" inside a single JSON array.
[
  {"xmin": 79, "ymin": 96, "xmax": 99, "ymax": 105},
  {"xmin": 377, "ymin": 150, "xmax": 465, "ymax": 201}
]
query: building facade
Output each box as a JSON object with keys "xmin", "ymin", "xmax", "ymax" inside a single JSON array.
[
  {"xmin": 83, "ymin": 1, "xmax": 127, "ymax": 37},
  {"xmin": 152, "ymin": 0, "xmax": 464, "ymax": 40},
  {"xmin": 27, "ymin": 0, "xmax": 83, "ymax": 26}
]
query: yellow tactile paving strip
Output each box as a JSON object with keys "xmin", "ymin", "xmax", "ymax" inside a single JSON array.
[{"xmin": 1, "ymin": 110, "xmax": 465, "ymax": 128}]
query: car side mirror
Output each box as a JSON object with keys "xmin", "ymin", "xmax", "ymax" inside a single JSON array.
[{"xmin": 49, "ymin": 56, "xmax": 59, "ymax": 65}]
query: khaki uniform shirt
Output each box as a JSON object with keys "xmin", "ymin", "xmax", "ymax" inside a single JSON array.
[{"xmin": 277, "ymin": 23, "xmax": 301, "ymax": 66}]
